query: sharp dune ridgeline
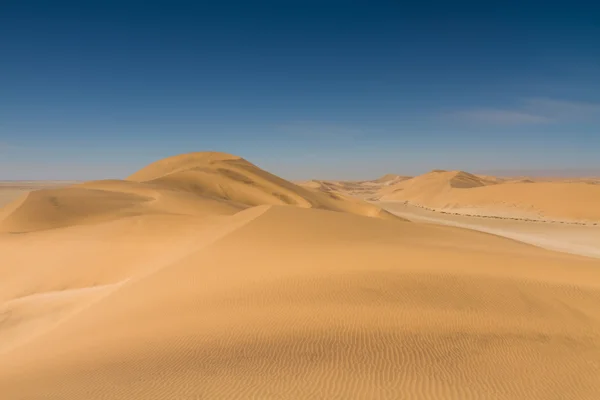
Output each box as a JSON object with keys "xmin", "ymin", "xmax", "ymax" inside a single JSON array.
[{"xmin": 2, "ymin": 152, "xmax": 600, "ymax": 399}]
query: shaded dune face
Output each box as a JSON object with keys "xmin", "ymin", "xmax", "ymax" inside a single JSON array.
[
  {"xmin": 446, "ymin": 171, "xmax": 488, "ymax": 188},
  {"xmin": 0, "ymin": 187, "xmax": 153, "ymax": 233},
  {"xmin": 381, "ymin": 170, "xmax": 492, "ymax": 194}
]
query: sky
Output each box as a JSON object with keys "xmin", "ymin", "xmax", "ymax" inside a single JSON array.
[{"xmin": 1, "ymin": 0, "xmax": 599, "ymax": 180}]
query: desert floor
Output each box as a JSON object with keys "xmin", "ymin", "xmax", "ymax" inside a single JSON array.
[
  {"xmin": 378, "ymin": 200, "xmax": 600, "ymax": 259},
  {"xmin": 1, "ymin": 158, "xmax": 600, "ymax": 400}
]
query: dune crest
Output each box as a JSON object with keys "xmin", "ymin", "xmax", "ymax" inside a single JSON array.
[
  {"xmin": 127, "ymin": 151, "xmax": 243, "ymax": 181},
  {"xmin": 126, "ymin": 151, "xmax": 401, "ymax": 219},
  {"xmin": 0, "ymin": 152, "xmax": 401, "ymax": 233}
]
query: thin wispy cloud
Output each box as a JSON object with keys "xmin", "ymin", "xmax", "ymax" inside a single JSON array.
[
  {"xmin": 524, "ymin": 98, "xmax": 600, "ymax": 119},
  {"xmin": 275, "ymin": 122, "xmax": 365, "ymax": 139},
  {"xmin": 449, "ymin": 97, "xmax": 600, "ymax": 125},
  {"xmin": 451, "ymin": 109, "xmax": 551, "ymax": 125}
]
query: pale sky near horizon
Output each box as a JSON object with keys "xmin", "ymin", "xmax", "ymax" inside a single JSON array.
[{"xmin": 1, "ymin": 1, "xmax": 599, "ymax": 180}]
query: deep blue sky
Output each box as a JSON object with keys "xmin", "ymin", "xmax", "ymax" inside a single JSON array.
[{"xmin": 1, "ymin": 1, "xmax": 599, "ymax": 179}]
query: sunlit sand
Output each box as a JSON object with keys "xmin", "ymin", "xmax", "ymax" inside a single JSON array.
[{"xmin": 1, "ymin": 153, "xmax": 600, "ymax": 399}]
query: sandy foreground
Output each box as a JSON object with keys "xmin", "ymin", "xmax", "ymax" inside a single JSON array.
[{"xmin": 1, "ymin": 154, "xmax": 600, "ymax": 399}]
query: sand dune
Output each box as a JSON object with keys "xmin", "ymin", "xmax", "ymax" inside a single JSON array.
[
  {"xmin": 0, "ymin": 181, "xmax": 76, "ymax": 208},
  {"xmin": 373, "ymin": 173, "xmax": 412, "ymax": 184},
  {"xmin": 297, "ymin": 174, "xmax": 411, "ymax": 199},
  {"xmin": 378, "ymin": 170, "xmax": 600, "ymax": 222},
  {"xmin": 2, "ymin": 154, "xmax": 600, "ymax": 399},
  {"xmin": 128, "ymin": 151, "xmax": 400, "ymax": 221},
  {"xmin": 0, "ymin": 152, "xmax": 398, "ymax": 234}
]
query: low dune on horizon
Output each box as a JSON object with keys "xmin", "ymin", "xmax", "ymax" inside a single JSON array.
[
  {"xmin": 0, "ymin": 181, "xmax": 79, "ymax": 209},
  {"xmin": 2, "ymin": 153, "xmax": 600, "ymax": 399},
  {"xmin": 378, "ymin": 170, "xmax": 600, "ymax": 223},
  {"xmin": 304, "ymin": 170, "xmax": 600, "ymax": 224}
]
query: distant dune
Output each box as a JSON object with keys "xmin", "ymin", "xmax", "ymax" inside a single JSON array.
[
  {"xmin": 297, "ymin": 173, "xmax": 411, "ymax": 199},
  {"xmin": 2, "ymin": 154, "xmax": 600, "ymax": 399},
  {"xmin": 373, "ymin": 173, "xmax": 412, "ymax": 184},
  {"xmin": 378, "ymin": 170, "xmax": 600, "ymax": 222},
  {"xmin": 0, "ymin": 181, "xmax": 77, "ymax": 208}
]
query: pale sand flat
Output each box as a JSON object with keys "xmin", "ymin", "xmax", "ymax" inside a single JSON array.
[
  {"xmin": 377, "ymin": 170, "xmax": 600, "ymax": 222},
  {"xmin": 378, "ymin": 200, "xmax": 600, "ymax": 259}
]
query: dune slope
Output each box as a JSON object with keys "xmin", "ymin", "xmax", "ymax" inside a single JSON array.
[
  {"xmin": 0, "ymin": 152, "xmax": 399, "ymax": 234},
  {"xmin": 379, "ymin": 170, "xmax": 600, "ymax": 222},
  {"xmin": 0, "ymin": 181, "xmax": 77, "ymax": 208},
  {"xmin": 128, "ymin": 151, "xmax": 398, "ymax": 220},
  {"xmin": 1, "ymin": 206, "xmax": 600, "ymax": 399},
  {"xmin": 1, "ymin": 154, "xmax": 600, "ymax": 399}
]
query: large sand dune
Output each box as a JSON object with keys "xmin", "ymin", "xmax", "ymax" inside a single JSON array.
[
  {"xmin": 378, "ymin": 170, "xmax": 600, "ymax": 222},
  {"xmin": 1, "ymin": 153, "xmax": 600, "ymax": 399},
  {"xmin": 129, "ymin": 153, "xmax": 398, "ymax": 220},
  {"xmin": 0, "ymin": 152, "xmax": 398, "ymax": 234}
]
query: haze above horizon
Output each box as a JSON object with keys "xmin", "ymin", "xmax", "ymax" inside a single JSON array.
[{"xmin": 1, "ymin": 1, "xmax": 599, "ymax": 180}]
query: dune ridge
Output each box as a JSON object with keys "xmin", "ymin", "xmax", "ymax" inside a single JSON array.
[{"xmin": 127, "ymin": 152, "xmax": 399, "ymax": 219}]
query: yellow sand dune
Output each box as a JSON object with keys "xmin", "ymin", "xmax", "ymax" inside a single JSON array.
[
  {"xmin": 0, "ymin": 187, "xmax": 155, "ymax": 233},
  {"xmin": 2, "ymin": 153, "xmax": 600, "ymax": 399},
  {"xmin": 0, "ymin": 152, "xmax": 398, "ymax": 233},
  {"xmin": 297, "ymin": 174, "xmax": 411, "ymax": 199},
  {"xmin": 379, "ymin": 170, "xmax": 600, "ymax": 222},
  {"xmin": 381, "ymin": 170, "xmax": 493, "ymax": 193},
  {"xmin": 373, "ymin": 173, "xmax": 412, "ymax": 184},
  {"xmin": 128, "ymin": 151, "xmax": 397, "ymax": 219}
]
